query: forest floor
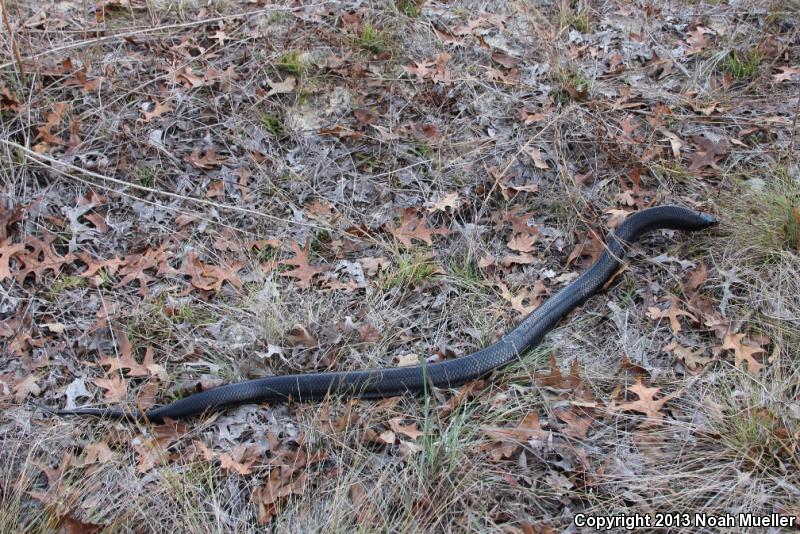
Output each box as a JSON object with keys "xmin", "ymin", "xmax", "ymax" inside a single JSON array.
[{"xmin": 1, "ymin": 0, "xmax": 799, "ymax": 532}]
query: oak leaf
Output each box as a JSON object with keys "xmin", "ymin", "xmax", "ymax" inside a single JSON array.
[
  {"xmin": 186, "ymin": 146, "xmax": 225, "ymax": 169},
  {"xmin": 92, "ymin": 376, "xmax": 126, "ymax": 401},
  {"xmin": 427, "ymin": 192, "xmax": 462, "ymax": 213},
  {"xmin": 555, "ymin": 408, "xmax": 593, "ymax": 438},
  {"xmin": 609, "ymin": 378, "xmax": 676, "ymax": 420},
  {"xmin": 13, "ymin": 374, "xmax": 41, "ymax": 402},
  {"xmin": 386, "ymin": 208, "xmax": 450, "ymax": 247},
  {"xmin": 98, "ymin": 349, "xmax": 148, "ymax": 378},
  {"xmin": 141, "ymin": 99, "xmax": 172, "ymax": 122},
  {"xmin": 0, "ymin": 241, "xmax": 26, "ymax": 281},
  {"xmin": 82, "ymin": 442, "xmax": 116, "ymax": 465},
  {"xmin": 507, "ymin": 232, "xmax": 538, "ymax": 253},
  {"xmin": 773, "ymin": 66, "xmax": 800, "ymax": 83},
  {"xmin": 389, "ymin": 417, "xmax": 423, "ymax": 440},
  {"xmin": 646, "ymin": 295, "xmax": 697, "ymax": 334},
  {"xmin": 280, "ymin": 241, "xmax": 328, "ymax": 289},
  {"xmin": 722, "ymin": 332, "xmax": 764, "ymax": 375},
  {"xmin": 266, "ymin": 76, "xmax": 297, "ymax": 96},
  {"xmin": 219, "ymin": 452, "xmax": 256, "ymax": 476}
]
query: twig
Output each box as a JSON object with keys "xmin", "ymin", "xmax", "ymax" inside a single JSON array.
[
  {"xmin": 0, "ymin": 3, "xmax": 322, "ymax": 70},
  {"xmin": 1, "ymin": 138, "xmax": 326, "ymax": 230},
  {"xmin": 0, "ymin": 0, "xmax": 26, "ymax": 86},
  {"xmin": 791, "ymin": 82, "xmax": 800, "ymax": 155}
]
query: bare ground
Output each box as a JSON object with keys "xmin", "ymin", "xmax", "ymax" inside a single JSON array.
[{"xmin": 1, "ymin": 0, "xmax": 799, "ymax": 532}]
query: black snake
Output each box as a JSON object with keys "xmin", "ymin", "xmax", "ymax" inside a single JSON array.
[{"xmin": 51, "ymin": 205, "xmax": 716, "ymax": 422}]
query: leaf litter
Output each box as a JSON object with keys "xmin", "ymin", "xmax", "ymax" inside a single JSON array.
[{"xmin": 1, "ymin": 0, "xmax": 798, "ymax": 531}]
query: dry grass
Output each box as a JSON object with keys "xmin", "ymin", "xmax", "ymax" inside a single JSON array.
[{"xmin": 1, "ymin": 0, "xmax": 799, "ymax": 532}]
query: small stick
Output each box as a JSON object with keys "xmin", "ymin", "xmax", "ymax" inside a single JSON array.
[
  {"xmin": 791, "ymin": 81, "xmax": 800, "ymax": 155},
  {"xmin": 0, "ymin": 0, "xmax": 27, "ymax": 87}
]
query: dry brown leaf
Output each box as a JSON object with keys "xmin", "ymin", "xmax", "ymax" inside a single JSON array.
[
  {"xmin": 661, "ymin": 130, "xmax": 684, "ymax": 159},
  {"xmin": 481, "ymin": 412, "xmax": 547, "ymax": 461},
  {"xmin": 722, "ymin": 332, "xmax": 765, "ymax": 375},
  {"xmin": 663, "ymin": 341, "xmax": 711, "ymax": 374},
  {"xmin": 523, "ymin": 147, "xmax": 549, "ymax": 169},
  {"xmin": 82, "ymin": 442, "xmax": 116, "ymax": 465},
  {"xmin": 207, "ymin": 181, "xmax": 224, "ymax": 198},
  {"xmin": 646, "ymin": 295, "xmax": 697, "ymax": 334},
  {"xmin": 266, "ymin": 76, "xmax": 297, "ymax": 96},
  {"xmin": 92, "ymin": 376, "xmax": 127, "ymax": 402},
  {"xmin": 427, "ymin": 192, "xmax": 462, "ymax": 213},
  {"xmin": 13, "ymin": 374, "xmax": 41, "ymax": 402},
  {"xmin": 58, "ymin": 514, "xmax": 103, "ymax": 534},
  {"xmin": 555, "ymin": 408, "xmax": 593, "ymax": 438},
  {"xmin": 143, "ymin": 346, "xmax": 168, "ymax": 382},
  {"xmin": 280, "ymin": 241, "xmax": 329, "ymax": 289},
  {"xmin": 609, "ymin": 378, "xmax": 676, "ymax": 421},
  {"xmin": 389, "ymin": 417, "xmax": 423, "ymax": 440},
  {"xmin": 357, "ymin": 323, "xmax": 381, "ymax": 343},
  {"xmin": 0, "ymin": 241, "xmax": 25, "ymax": 281},
  {"xmin": 219, "ymin": 452, "xmax": 256, "ymax": 476},
  {"xmin": 286, "ymin": 324, "xmax": 317, "ymax": 348},
  {"xmin": 507, "ymin": 232, "xmax": 538, "ymax": 253},
  {"xmin": 386, "ymin": 208, "xmax": 450, "ymax": 247},
  {"xmin": 499, "ymin": 252, "xmax": 535, "ymax": 266},
  {"xmin": 141, "ymin": 99, "xmax": 172, "ymax": 122},
  {"xmin": 773, "ymin": 65, "xmax": 800, "ymax": 83},
  {"xmin": 99, "ymin": 350, "xmax": 148, "ymax": 377},
  {"xmin": 358, "ymin": 256, "xmax": 391, "ymax": 277},
  {"xmin": 403, "ymin": 59, "xmax": 435, "ymax": 81},
  {"xmin": 685, "ymin": 261, "xmax": 709, "ymax": 293},
  {"xmin": 605, "ymin": 209, "xmax": 632, "ymax": 229},
  {"xmin": 178, "ymin": 250, "xmax": 243, "ymax": 292},
  {"xmin": 688, "ymin": 135, "xmax": 728, "ymax": 173},
  {"xmin": 186, "ymin": 146, "xmax": 225, "ymax": 169},
  {"xmin": 491, "ymin": 51, "xmax": 519, "ymax": 68},
  {"xmin": 497, "ymin": 281, "xmax": 545, "ymax": 315}
]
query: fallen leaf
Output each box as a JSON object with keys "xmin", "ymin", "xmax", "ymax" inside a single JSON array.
[
  {"xmin": 491, "ymin": 51, "xmax": 519, "ymax": 68},
  {"xmin": 186, "ymin": 146, "xmax": 225, "ymax": 169},
  {"xmin": 13, "ymin": 375, "xmax": 41, "ymax": 402},
  {"xmin": 389, "ymin": 417, "xmax": 423, "ymax": 440},
  {"xmin": 219, "ymin": 452, "xmax": 256, "ymax": 476},
  {"xmin": 58, "ymin": 515, "xmax": 103, "ymax": 534},
  {"xmin": 646, "ymin": 295, "xmax": 697, "ymax": 333},
  {"xmin": 555, "ymin": 408, "xmax": 593, "ymax": 438},
  {"xmin": 609, "ymin": 378, "xmax": 676, "ymax": 421},
  {"xmin": 357, "ymin": 323, "xmax": 381, "ymax": 343},
  {"xmin": 280, "ymin": 241, "xmax": 328, "ymax": 289},
  {"xmin": 605, "ymin": 209, "xmax": 632, "ymax": 229},
  {"xmin": 427, "ymin": 192, "xmax": 462, "ymax": 213},
  {"xmin": 141, "ymin": 99, "xmax": 172, "ymax": 122},
  {"xmin": 83, "ymin": 442, "xmax": 116, "ymax": 465},
  {"xmin": 685, "ymin": 261, "xmax": 709, "ymax": 293},
  {"xmin": 386, "ymin": 208, "xmax": 450, "ymax": 248},
  {"xmin": 99, "ymin": 348, "xmax": 148, "ymax": 377},
  {"xmin": 661, "ymin": 130, "xmax": 684, "ymax": 158},
  {"xmin": 266, "ymin": 76, "xmax": 297, "ymax": 96},
  {"xmin": 773, "ymin": 66, "xmax": 800, "ymax": 83},
  {"xmin": 523, "ymin": 147, "xmax": 550, "ymax": 170},
  {"xmin": 92, "ymin": 376, "xmax": 127, "ymax": 402},
  {"xmin": 688, "ymin": 135, "xmax": 729, "ymax": 173},
  {"xmin": 722, "ymin": 332, "xmax": 764, "ymax": 375},
  {"xmin": 664, "ymin": 341, "xmax": 711, "ymax": 374},
  {"xmin": 507, "ymin": 232, "xmax": 538, "ymax": 253},
  {"xmin": 287, "ymin": 324, "xmax": 317, "ymax": 348}
]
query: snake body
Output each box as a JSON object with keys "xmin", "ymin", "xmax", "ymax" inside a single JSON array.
[{"xmin": 53, "ymin": 206, "xmax": 715, "ymax": 422}]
